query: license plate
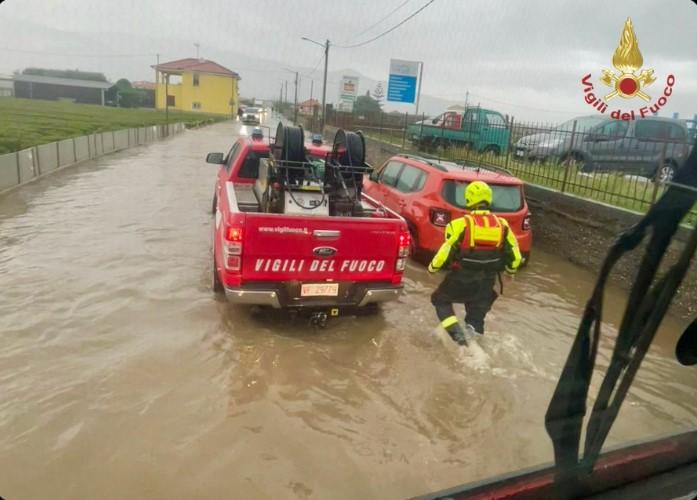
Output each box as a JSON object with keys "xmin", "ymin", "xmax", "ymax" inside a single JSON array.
[
  {"xmin": 301, "ymin": 283, "xmax": 339, "ymax": 297},
  {"xmin": 515, "ymin": 150, "xmax": 525, "ymax": 157}
]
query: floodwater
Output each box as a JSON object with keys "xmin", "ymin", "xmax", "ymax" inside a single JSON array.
[{"xmin": 0, "ymin": 119, "xmax": 695, "ymax": 500}]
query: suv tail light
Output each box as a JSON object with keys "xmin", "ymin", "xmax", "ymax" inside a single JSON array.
[
  {"xmin": 223, "ymin": 225, "xmax": 243, "ymax": 271},
  {"xmin": 430, "ymin": 208, "xmax": 451, "ymax": 227},
  {"xmin": 395, "ymin": 229, "xmax": 411, "ymax": 271},
  {"xmin": 523, "ymin": 214, "xmax": 531, "ymax": 231}
]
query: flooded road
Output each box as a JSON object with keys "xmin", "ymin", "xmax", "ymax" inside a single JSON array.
[{"xmin": 1, "ymin": 119, "xmax": 695, "ymax": 500}]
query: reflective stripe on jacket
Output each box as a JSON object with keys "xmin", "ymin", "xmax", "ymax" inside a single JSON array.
[{"xmin": 428, "ymin": 211, "xmax": 522, "ymax": 273}]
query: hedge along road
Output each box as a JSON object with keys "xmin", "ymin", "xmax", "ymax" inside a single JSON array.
[{"xmin": 0, "ymin": 116, "xmax": 694, "ymax": 500}]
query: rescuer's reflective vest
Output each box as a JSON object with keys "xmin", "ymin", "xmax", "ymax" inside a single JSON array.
[
  {"xmin": 428, "ymin": 211, "xmax": 522, "ymax": 274},
  {"xmin": 456, "ymin": 213, "xmax": 506, "ymax": 270}
]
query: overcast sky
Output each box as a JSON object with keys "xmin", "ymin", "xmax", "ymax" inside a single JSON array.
[{"xmin": 1, "ymin": 0, "xmax": 696, "ymax": 121}]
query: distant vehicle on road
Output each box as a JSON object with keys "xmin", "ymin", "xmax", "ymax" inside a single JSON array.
[
  {"xmin": 514, "ymin": 115, "xmax": 607, "ymax": 162},
  {"xmin": 573, "ymin": 117, "xmax": 691, "ymax": 182},
  {"xmin": 206, "ymin": 125, "xmax": 409, "ymax": 324},
  {"xmin": 408, "ymin": 107, "xmax": 510, "ymax": 155},
  {"xmin": 363, "ymin": 153, "xmax": 532, "ymax": 262},
  {"xmin": 242, "ymin": 107, "xmax": 262, "ymax": 124}
]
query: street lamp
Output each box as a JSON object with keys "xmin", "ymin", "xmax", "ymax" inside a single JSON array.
[
  {"xmin": 301, "ymin": 36, "xmax": 330, "ymax": 135},
  {"xmin": 283, "ymin": 68, "xmax": 300, "ymax": 125}
]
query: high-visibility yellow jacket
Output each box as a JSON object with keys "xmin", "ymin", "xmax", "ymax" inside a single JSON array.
[{"xmin": 428, "ymin": 211, "xmax": 522, "ymax": 273}]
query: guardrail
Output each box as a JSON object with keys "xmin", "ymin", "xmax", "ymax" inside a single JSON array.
[{"xmin": 0, "ymin": 122, "xmax": 186, "ymax": 193}]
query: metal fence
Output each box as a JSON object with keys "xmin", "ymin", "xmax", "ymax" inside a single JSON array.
[
  {"xmin": 0, "ymin": 123, "xmax": 186, "ymax": 192},
  {"xmin": 320, "ymin": 109, "xmax": 695, "ymax": 221}
]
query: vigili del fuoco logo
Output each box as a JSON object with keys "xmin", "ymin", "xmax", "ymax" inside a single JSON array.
[{"xmin": 581, "ymin": 17, "xmax": 675, "ymax": 121}]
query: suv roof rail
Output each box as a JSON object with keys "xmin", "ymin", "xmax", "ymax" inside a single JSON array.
[
  {"xmin": 454, "ymin": 160, "xmax": 514, "ymax": 177},
  {"xmin": 395, "ymin": 153, "xmax": 448, "ymax": 171}
]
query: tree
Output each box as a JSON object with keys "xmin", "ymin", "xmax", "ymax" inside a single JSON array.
[
  {"xmin": 373, "ymin": 82, "xmax": 385, "ymax": 108},
  {"xmin": 353, "ymin": 92, "xmax": 381, "ymax": 115}
]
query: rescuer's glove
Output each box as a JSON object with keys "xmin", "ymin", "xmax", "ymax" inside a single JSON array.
[
  {"xmin": 505, "ymin": 266, "xmax": 517, "ymax": 275},
  {"xmin": 428, "ymin": 263, "xmax": 438, "ymax": 273}
]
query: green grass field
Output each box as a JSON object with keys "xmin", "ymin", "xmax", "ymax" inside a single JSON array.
[{"xmin": 0, "ymin": 97, "xmax": 228, "ymax": 154}]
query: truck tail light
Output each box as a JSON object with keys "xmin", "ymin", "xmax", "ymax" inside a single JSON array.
[
  {"xmin": 396, "ymin": 229, "xmax": 410, "ymax": 271},
  {"xmin": 523, "ymin": 214, "xmax": 531, "ymax": 231},
  {"xmin": 224, "ymin": 225, "xmax": 243, "ymax": 272},
  {"xmin": 430, "ymin": 208, "xmax": 451, "ymax": 227},
  {"xmin": 398, "ymin": 230, "xmax": 411, "ymax": 257}
]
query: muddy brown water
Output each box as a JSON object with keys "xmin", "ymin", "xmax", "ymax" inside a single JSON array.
[{"xmin": 1, "ymin": 119, "xmax": 695, "ymax": 500}]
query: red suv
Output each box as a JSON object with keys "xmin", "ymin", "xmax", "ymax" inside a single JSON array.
[{"xmin": 363, "ymin": 154, "xmax": 532, "ymax": 261}]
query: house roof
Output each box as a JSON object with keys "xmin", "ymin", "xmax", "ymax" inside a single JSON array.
[
  {"xmin": 13, "ymin": 73, "xmax": 113, "ymax": 89},
  {"xmin": 152, "ymin": 58, "xmax": 240, "ymax": 78},
  {"xmin": 300, "ymin": 98, "xmax": 319, "ymax": 107}
]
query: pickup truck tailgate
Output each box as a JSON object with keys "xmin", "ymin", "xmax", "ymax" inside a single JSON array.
[{"xmin": 241, "ymin": 213, "xmax": 402, "ymax": 282}]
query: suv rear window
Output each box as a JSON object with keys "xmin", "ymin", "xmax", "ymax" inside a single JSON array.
[{"xmin": 441, "ymin": 180, "xmax": 523, "ymax": 212}]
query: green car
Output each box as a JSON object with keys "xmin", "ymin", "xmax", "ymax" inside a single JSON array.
[{"xmin": 408, "ymin": 107, "xmax": 510, "ymax": 154}]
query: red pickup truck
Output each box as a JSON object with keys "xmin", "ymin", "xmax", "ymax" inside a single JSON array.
[{"xmin": 207, "ymin": 126, "xmax": 409, "ymax": 323}]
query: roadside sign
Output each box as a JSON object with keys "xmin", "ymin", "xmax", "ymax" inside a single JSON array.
[
  {"xmin": 387, "ymin": 59, "xmax": 419, "ymax": 103},
  {"xmin": 339, "ymin": 75, "xmax": 359, "ymax": 111}
]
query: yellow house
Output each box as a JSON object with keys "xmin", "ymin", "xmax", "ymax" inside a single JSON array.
[{"xmin": 153, "ymin": 58, "xmax": 240, "ymax": 116}]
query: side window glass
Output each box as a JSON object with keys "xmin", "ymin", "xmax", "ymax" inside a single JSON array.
[
  {"xmin": 598, "ymin": 120, "xmax": 628, "ymax": 139},
  {"xmin": 381, "ymin": 161, "xmax": 403, "ymax": 187},
  {"xmin": 413, "ymin": 171, "xmax": 427, "ymax": 192},
  {"xmin": 669, "ymin": 124, "xmax": 687, "ymax": 141},
  {"xmin": 635, "ymin": 120, "xmax": 666, "ymax": 141},
  {"xmin": 225, "ymin": 143, "xmax": 241, "ymax": 172},
  {"xmin": 396, "ymin": 165, "xmax": 423, "ymax": 193}
]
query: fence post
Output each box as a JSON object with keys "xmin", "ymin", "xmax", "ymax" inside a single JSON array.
[
  {"xmin": 72, "ymin": 138, "xmax": 77, "ymax": 164},
  {"xmin": 560, "ymin": 119, "xmax": 578, "ymax": 193},
  {"xmin": 34, "ymin": 146, "xmax": 41, "ymax": 176},
  {"xmin": 112, "ymin": 131, "xmax": 116, "ymax": 150},
  {"xmin": 505, "ymin": 116, "xmax": 514, "ymax": 171},
  {"xmin": 15, "ymin": 151, "xmax": 21, "ymax": 185},
  {"xmin": 402, "ymin": 112, "xmax": 409, "ymax": 150},
  {"xmin": 420, "ymin": 113, "xmax": 425, "ymax": 150},
  {"xmin": 56, "ymin": 141, "xmax": 60, "ymax": 167},
  {"xmin": 650, "ymin": 141, "xmax": 669, "ymax": 205}
]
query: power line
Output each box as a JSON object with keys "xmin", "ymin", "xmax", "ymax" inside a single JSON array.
[
  {"xmin": 345, "ymin": 0, "xmax": 412, "ymax": 43},
  {"xmin": 334, "ymin": 0, "xmax": 436, "ymax": 49}
]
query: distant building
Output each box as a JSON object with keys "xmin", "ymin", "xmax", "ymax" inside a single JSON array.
[
  {"xmin": 132, "ymin": 81, "xmax": 156, "ymax": 90},
  {"xmin": 13, "ymin": 69, "xmax": 112, "ymax": 104},
  {"xmin": 0, "ymin": 74, "xmax": 13, "ymax": 97},
  {"xmin": 298, "ymin": 98, "xmax": 319, "ymax": 115},
  {"xmin": 152, "ymin": 58, "xmax": 240, "ymax": 116}
]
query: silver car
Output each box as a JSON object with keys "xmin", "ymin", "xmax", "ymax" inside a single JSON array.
[
  {"xmin": 514, "ymin": 115, "xmax": 606, "ymax": 162},
  {"xmin": 242, "ymin": 107, "xmax": 262, "ymax": 124}
]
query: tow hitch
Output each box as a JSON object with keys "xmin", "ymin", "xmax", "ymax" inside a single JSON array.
[{"xmin": 309, "ymin": 311, "xmax": 328, "ymax": 328}]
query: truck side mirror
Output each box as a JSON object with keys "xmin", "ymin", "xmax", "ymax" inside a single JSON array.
[
  {"xmin": 206, "ymin": 152, "xmax": 225, "ymax": 164},
  {"xmin": 369, "ymin": 169, "xmax": 380, "ymax": 182}
]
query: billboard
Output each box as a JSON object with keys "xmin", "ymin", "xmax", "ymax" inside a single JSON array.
[
  {"xmin": 338, "ymin": 75, "xmax": 359, "ymax": 111},
  {"xmin": 387, "ymin": 59, "xmax": 419, "ymax": 103}
]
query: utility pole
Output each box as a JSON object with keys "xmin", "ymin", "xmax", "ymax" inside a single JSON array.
[
  {"xmin": 155, "ymin": 54, "xmax": 160, "ymax": 110},
  {"xmin": 194, "ymin": 42, "xmax": 200, "ymax": 59},
  {"xmin": 320, "ymin": 39, "xmax": 329, "ymax": 135},
  {"xmin": 302, "ymin": 37, "xmax": 330, "ymax": 135},
  {"xmin": 293, "ymin": 71, "xmax": 299, "ymax": 124},
  {"xmin": 279, "ymin": 83, "xmax": 283, "ymax": 109},
  {"xmin": 310, "ymin": 80, "xmax": 314, "ymax": 100},
  {"xmin": 284, "ymin": 80, "xmax": 288, "ymax": 105},
  {"xmin": 165, "ymin": 73, "xmax": 169, "ymax": 136},
  {"xmin": 465, "ymin": 90, "xmax": 469, "ymax": 109}
]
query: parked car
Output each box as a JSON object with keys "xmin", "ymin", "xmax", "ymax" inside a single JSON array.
[
  {"xmin": 242, "ymin": 107, "xmax": 262, "ymax": 124},
  {"xmin": 206, "ymin": 126, "xmax": 410, "ymax": 321},
  {"xmin": 514, "ymin": 115, "xmax": 607, "ymax": 162},
  {"xmin": 574, "ymin": 117, "xmax": 691, "ymax": 182},
  {"xmin": 407, "ymin": 107, "xmax": 510, "ymax": 155},
  {"xmin": 363, "ymin": 154, "xmax": 532, "ymax": 262}
]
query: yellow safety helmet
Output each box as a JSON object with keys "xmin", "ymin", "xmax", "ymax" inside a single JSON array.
[{"xmin": 464, "ymin": 181, "xmax": 493, "ymax": 208}]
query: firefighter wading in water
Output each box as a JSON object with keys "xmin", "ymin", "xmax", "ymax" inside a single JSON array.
[{"xmin": 428, "ymin": 181, "xmax": 522, "ymax": 345}]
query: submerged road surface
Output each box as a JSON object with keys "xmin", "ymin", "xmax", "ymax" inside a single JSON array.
[{"xmin": 1, "ymin": 119, "xmax": 695, "ymax": 499}]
